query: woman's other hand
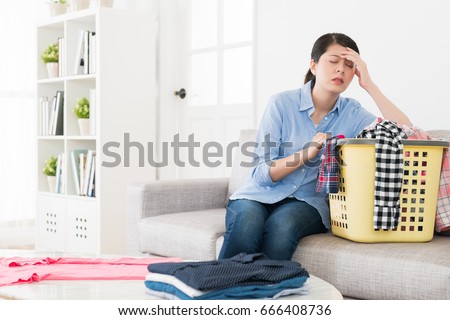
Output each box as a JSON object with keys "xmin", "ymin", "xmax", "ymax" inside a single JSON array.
[{"xmin": 308, "ymin": 132, "xmax": 327, "ymax": 159}]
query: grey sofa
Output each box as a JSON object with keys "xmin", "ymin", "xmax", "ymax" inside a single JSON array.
[{"xmin": 127, "ymin": 129, "xmax": 450, "ymax": 300}]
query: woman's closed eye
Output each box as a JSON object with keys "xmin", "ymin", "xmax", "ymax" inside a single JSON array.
[{"xmin": 345, "ymin": 62, "xmax": 354, "ymax": 68}]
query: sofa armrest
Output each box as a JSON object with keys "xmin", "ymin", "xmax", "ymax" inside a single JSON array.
[{"xmin": 126, "ymin": 177, "xmax": 229, "ymax": 255}]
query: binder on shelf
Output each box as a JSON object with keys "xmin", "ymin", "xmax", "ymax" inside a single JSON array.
[
  {"xmin": 48, "ymin": 96, "xmax": 56, "ymax": 135},
  {"xmin": 83, "ymin": 150, "xmax": 96, "ymax": 196},
  {"xmin": 70, "ymin": 149, "xmax": 88, "ymax": 195},
  {"xmin": 53, "ymin": 91, "xmax": 64, "ymax": 135},
  {"xmin": 79, "ymin": 152, "xmax": 86, "ymax": 195},
  {"xmin": 83, "ymin": 30, "xmax": 90, "ymax": 74},
  {"xmin": 60, "ymin": 152, "xmax": 65, "ymax": 193},
  {"xmin": 73, "ymin": 30, "xmax": 85, "ymax": 75},
  {"xmin": 58, "ymin": 37, "xmax": 64, "ymax": 77},
  {"xmin": 53, "ymin": 152, "xmax": 65, "ymax": 193},
  {"xmin": 39, "ymin": 96, "xmax": 49, "ymax": 136},
  {"xmin": 88, "ymin": 32, "xmax": 96, "ymax": 74},
  {"xmin": 55, "ymin": 153, "xmax": 62, "ymax": 193},
  {"xmin": 73, "ymin": 30, "xmax": 95, "ymax": 75},
  {"xmin": 87, "ymin": 155, "xmax": 96, "ymax": 197},
  {"xmin": 89, "ymin": 89, "xmax": 96, "ymax": 135}
]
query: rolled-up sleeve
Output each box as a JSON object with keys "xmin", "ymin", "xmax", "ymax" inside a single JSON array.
[
  {"xmin": 251, "ymin": 95, "xmax": 283, "ymax": 187},
  {"xmin": 349, "ymin": 99, "xmax": 377, "ymax": 136}
]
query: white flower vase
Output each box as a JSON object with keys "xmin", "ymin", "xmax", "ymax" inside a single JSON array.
[
  {"xmin": 48, "ymin": 2, "xmax": 69, "ymax": 16},
  {"xmin": 46, "ymin": 62, "xmax": 59, "ymax": 78},
  {"xmin": 47, "ymin": 176, "xmax": 56, "ymax": 193},
  {"xmin": 68, "ymin": 0, "xmax": 91, "ymax": 11},
  {"xmin": 78, "ymin": 118, "xmax": 90, "ymax": 136}
]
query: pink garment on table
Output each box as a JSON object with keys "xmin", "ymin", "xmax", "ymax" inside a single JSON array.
[
  {"xmin": 400, "ymin": 124, "xmax": 450, "ymax": 232},
  {"xmin": 0, "ymin": 256, "xmax": 182, "ymax": 287}
]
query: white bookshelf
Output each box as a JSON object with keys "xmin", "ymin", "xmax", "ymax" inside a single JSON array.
[{"xmin": 36, "ymin": 7, "xmax": 156, "ymax": 254}]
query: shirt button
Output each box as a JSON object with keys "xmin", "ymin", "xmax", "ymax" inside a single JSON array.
[
  {"xmin": 324, "ymin": 117, "xmax": 328, "ymax": 120},
  {"xmin": 302, "ymin": 169, "xmax": 305, "ymax": 172},
  {"xmin": 266, "ymin": 186, "xmax": 271, "ymax": 191},
  {"xmin": 292, "ymin": 185, "xmax": 297, "ymax": 189}
]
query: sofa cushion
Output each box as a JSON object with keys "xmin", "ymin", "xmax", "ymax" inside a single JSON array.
[
  {"xmin": 139, "ymin": 209, "xmax": 226, "ymax": 261},
  {"xmin": 226, "ymin": 129, "xmax": 257, "ymax": 202},
  {"xmin": 294, "ymin": 232, "xmax": 450, "ymax": 299}
]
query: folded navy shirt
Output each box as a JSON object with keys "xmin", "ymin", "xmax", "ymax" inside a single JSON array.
[{"xmin": 147, "ymin": 253, "xmax": 309, "ymax": 291}]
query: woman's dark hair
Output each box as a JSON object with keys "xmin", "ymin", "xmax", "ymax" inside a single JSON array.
[{"xmin": 304, "ymin": 33, "xmax": 359, "ymax": 88}]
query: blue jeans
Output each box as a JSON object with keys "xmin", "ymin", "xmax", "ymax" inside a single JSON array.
[{"xmin": 218, "ymin": 198, "xmax": 327, "ymax": 260}]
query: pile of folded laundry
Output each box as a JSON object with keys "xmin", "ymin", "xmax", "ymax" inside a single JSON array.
[{"xmin": 145, "ymin": 253, "xmax": 310, "ymax": 300}]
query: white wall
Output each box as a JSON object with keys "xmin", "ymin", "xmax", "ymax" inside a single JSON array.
[
  {"xmin": 38, "ymin": 0, "xmax": 156, "ymax": 19},
  {"xmin": 256, "ymin": 0, "xmax": 450, "ymax": 130},
  {"xmin": 34, "ymin": 0, "xmax": 449, "ymax": 131}
]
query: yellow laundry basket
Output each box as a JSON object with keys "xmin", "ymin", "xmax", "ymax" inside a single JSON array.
[{"xmin": 329, "ymin": 138, "xmax": 449, "ymax": 242}]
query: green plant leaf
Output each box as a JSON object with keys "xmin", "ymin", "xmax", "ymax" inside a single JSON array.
[
  {"xmin": 74, "ymin": 97, "xmax": 90, "ymax": 119},
  {"xmin": 41, "ymin": 42, "xmax": 59, "ymax": 63},
  {"xmin": 43, "ymin": 155, "xmax": 58, "ymax": 176}
]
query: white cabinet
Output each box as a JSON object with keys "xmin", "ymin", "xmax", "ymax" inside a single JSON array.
[
  {"xmin": 36, "ymin": 7, "xmax": 156, "ymax": 254},
  {"xmin": 37, "ymin": 194, "xmax": 66, "ymax": 252}
]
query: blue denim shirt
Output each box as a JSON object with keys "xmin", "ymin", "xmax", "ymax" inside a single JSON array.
[{"xmin": 230, "ymin": 81, "xmax": 376, "ymax": 228}]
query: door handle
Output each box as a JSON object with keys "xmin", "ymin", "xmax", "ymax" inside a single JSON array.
[{"xmin": 174, "ymin": 88, "xmax": 186, "ymax": 99}]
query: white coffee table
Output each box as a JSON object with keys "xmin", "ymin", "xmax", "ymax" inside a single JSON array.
[{"xmin": 0, "ymin": 250, "xmax": 342, "ymax": 300}]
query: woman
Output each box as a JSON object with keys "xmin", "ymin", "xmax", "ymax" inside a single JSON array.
[{"xmin": 218, "ymin": 33, "xmax": 411, "ymax": 260}]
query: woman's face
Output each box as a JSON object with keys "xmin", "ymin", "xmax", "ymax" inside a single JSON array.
[{"xmin": 310, "ymin": 43, "xmax": 356, "ymax": 94}]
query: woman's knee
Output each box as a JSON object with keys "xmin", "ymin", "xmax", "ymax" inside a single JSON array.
[
  {"xmin": 226, "ymin": 199, "xmax": 268, "ymax": 230},
  {"xmin": 265, "ymin": 202, "xmax": 324, "ymax": 236}
]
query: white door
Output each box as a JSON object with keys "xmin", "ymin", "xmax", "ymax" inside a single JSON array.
[{"xmin": 158, "ymin": 0, "xmax": 255, "ymax": 180}]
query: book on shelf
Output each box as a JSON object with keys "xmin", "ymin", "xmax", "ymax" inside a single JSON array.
[
  {"xmin": 70, "ymin": 149, "xmax": 96, "ymax": 197},
  {"xmin": 70, "ymin": 149, "xmax": 88, "ymax": 195},
  {"xmin": 89, "ymin": 32, "xmax": 96, "ymax": 74},
  {"xmin": 73, "ymin": 30, "xmax": 84, "ymax": 75},
  {"xmin": 39, "ymin": 96, "xmax": 49, "ymax": 136},
  {"xmin": 73, "ymin": 29, "xmax": 95, "ymax": 75},
  {"xmin": 89, "ymin": 88, "xmax": 96, "ymax": 135},
  {"xmin": 83, "ymin": 30, "xmax": 90, "ymax": 74},
  {"xmin": 79, "ymin": 152, "xmax": 86, "ymax": 196},
  {"xmin": 52, "ymin": 91, "xmax": 64, "ymax": 135},
  {"xmin": 40, "ymin": 91, "xmax": 64, "ymax": 136},
  {"xmin": 54, "ymin": 152, "xmax": 65, "ymax": 193},
  {"xmin": 47, "ymin": 96, "xmax": 56, "ymax": 135},
  {"xmin": 54, "ymin": 153, "xmax": 61, "ymax": 193},
  {"xmin": 87, "ymin": 155, "xmax": 96, "ymax": 197},
  {"xmin": 60, "ymin": 152, "xmax": 65, "ymax": 193},
  {"xmin": 83, "ymin": 150, "xmax": 96, "ymax": 196},
  {"xmin": 58, "ymin": 37, "xmax": 64, "ymax": 77}
]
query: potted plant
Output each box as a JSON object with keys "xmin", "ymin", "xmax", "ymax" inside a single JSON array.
[
  {"xmin": 74, "ymin": 97, "xmax": 90, "ymax": 135},
  {"xmin": 48, "ymin": 0, "xmax": 68, "ymax": 16},
  {"xmin": 41, "ymin": 42, "xmax": 59, "ymax": 78},
  {"xmin": 68, "ymin": 0, "xmax": 91, "ymax": 11},
  {"xmin": 97, "ymin": 0, "xmax": 114, "ymax": 7},
  {"xmin": 43, "ymin": 155, "xmax": 58, "ymax": 192}
]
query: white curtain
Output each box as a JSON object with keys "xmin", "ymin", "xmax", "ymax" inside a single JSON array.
[{"xmin": 0, "ymin": 1, "xmax": 44, "ymax": 248}]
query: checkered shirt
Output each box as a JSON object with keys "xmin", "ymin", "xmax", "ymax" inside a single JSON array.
[
  {"xmin": 316, "ymin": 135, "xmax": 345, "ymax": 194},
  {"xmin": 400, "ymin": 124, "xmax": 450, "ymax": 232},
  {"xmin": 435, "ymin": 148, "xmax": 450, "ymax": 232},
  {"xmin": 358, "ymin": 120, "xmax": 408, "ymax": 230}
]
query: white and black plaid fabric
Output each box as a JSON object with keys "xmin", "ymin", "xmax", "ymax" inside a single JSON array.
[{"xmin": 357, "ymin": 120, "xmax": 408, "ymax": 230}]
